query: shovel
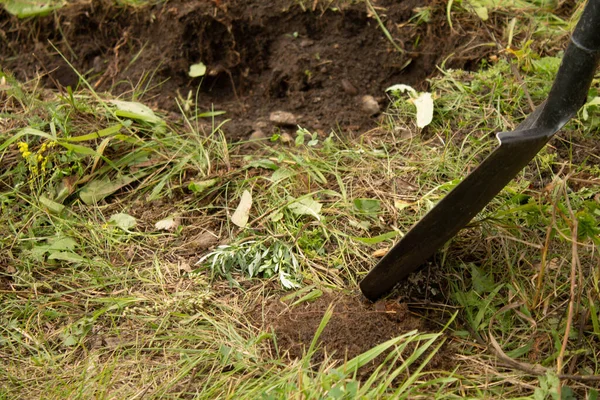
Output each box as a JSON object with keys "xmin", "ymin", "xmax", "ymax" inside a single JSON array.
[{"xmin": 360, "ymin": 0, "xmax": 600, "ymax": 301}]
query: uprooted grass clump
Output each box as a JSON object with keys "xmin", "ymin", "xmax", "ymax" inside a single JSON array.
[{"xmin": 2, "ymin": 1, "xmax": 600, "ymax": 398}]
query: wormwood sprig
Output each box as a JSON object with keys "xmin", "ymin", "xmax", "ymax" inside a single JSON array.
[{"xmin": 196, "ymin": 239, "xmax": 301, "ymax": 289}]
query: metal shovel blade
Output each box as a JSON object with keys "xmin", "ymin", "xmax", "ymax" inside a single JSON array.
[{"xmin": 360, "ymin": 0, "xmax": 600, "ymax": 301}]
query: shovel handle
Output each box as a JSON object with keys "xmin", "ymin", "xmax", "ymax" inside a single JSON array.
[
  {"xmin": 536, "ymin": 0, "xmax": 600, "ymax": 130},
  {"xmin": 359, "ymin": 0, "xmax": 600, "ymax": 301},
  {"xmin": 573, "ymin": 0, "xmax": 600, "ymax": 51}
]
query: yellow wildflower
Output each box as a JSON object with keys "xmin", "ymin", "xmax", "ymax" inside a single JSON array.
[{"xmin": 17, "ymin": 142, "xmax": 28, "ymax": 153}]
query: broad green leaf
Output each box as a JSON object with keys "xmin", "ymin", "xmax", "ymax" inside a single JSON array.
[
  {"xmin": 63, "ymin": 124, "xmax": 123, "ymax": 142},
  {"xmin": 48, "ymin": 237, "xmax": 77, "ymax": 251},
  {"xmin": 109, "ymin": 213, "xmax": 137, "ymax": 231},
  {"xmin": 62, "ymin": 334, "xmax": 78, "ymax": 347},
  {"xmin": 353, "ymin": 198, "xmax": 381, "ymax": 214},
  {"xmin": 270, "ymin": 211, "xmax": 284, "ymax": 222},
  {"xmin": 287, "ymin": 196, "xmax": 322, "ymax": 220},
  {"xmin": 109, "ymin": 100, "xmax": 162, "ymax": 124},
  {"xmin": 582, "ymin": 97, "xmax": 600, "ymax": 121},
  {"xmin": 3, "ymin": 0, "xmax": 62, "ymax": 18},
  {"xmin": 58, "ymin": 141, "xmax": 97, "ymax": 155},
  {"xmin": 48, "ymin": 251, "xmax": 85, "ymax": 263},
  {"xmin": 271, "ymin": 167, "xmax": 295, "ymax": 183},
  {"xmin": 188, "ymin": 178, "xmax": 218, "ymax": 194},
  {"xmin": 189, "ymin": 62, "xmax": 207, "ymax": 77},
  {"xmin": 472, "ymin": 5, "xmax": 488, "ymax": 20},
  {"xmin": 231, "ymin": 190, "xmax": 252, "ymax": 228},
  {"xmin": 79, "ymin": 175, "xmax": 138, "ymax": 205},
  {"xmin": 39, "ymin": 195, "xmax": 65, "ymax": 215},
  {"xmin": 471, "ymin": 264, "xmax": 495, "ymax": 294},
  {"xmin": 247, "ymin": 159, "xmax": 279, "ymax": 170},
  {"xmin": 30, "ymin": 237, "xmax": 78, "ymax": 260}
]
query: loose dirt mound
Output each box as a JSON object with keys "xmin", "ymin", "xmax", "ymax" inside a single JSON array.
[
  {"xmin": 0, "ymin": 0, "xmax": 493, "ymax": 139},
  {"xmin": 253, "ymin": 292, "xmax": 451, "ymax": 379}
]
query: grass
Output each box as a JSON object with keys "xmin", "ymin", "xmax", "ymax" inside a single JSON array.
[{"xmin": 2, "ymin": 0, "xmax": 600, "ymax": 398}]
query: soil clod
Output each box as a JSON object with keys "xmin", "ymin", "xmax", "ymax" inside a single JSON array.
[{"xmin": 253, "ymin": 292, "xmax": 451, "ymax": 379}]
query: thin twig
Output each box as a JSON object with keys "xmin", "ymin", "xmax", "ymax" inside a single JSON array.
[{"xmin": 556, "ymin": 181, "xmax": 580, "ymax": 387}]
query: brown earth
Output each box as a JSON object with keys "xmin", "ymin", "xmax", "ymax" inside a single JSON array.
[
  {"xmin": 0, "ymin": 0, "xmax": 495, "ymax": 140},
  {"xmin": 252, "ymin": 291, "xmax": 451, "ymax": 380}
]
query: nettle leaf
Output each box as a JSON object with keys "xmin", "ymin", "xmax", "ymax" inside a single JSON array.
[
  {"xmin": 109, "ymin": 213, "xmax": 137, "ymax": 231},
  {"xmin": 470, "ymin": 264, "xmax": 495, "ymax": 294},
  {"xmin": 231, "ymin": 190, "xmax": 252, "ymax": 228},
  {"xmin": 287, "ymin": 196, "xmax": 322, "ymax": 220},
  {"xmin": 353, "ymin": 198, "xmax": 381, "ymax": 214}
]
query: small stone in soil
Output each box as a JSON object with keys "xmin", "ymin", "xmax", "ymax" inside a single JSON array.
[
  {"xmin": 280, "ymin": 132, "xmax": 293, "ymax": 144},
  {"xmin": 360, "ymin": 95, "xmax": 380, "ymax": 116},
  {"xmin": 249, "ymin": 130, "xmax": 267, "ymax": 142},
  {"xmin": 270, "ymin": 111, "xmax": 298, "ymax": 126},
  {"xmin": 341, "ymin": 79, "xmax": 358, "ymax": 95}
]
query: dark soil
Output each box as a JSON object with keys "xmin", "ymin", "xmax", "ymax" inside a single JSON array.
[
  {"xmin": 0, "ymin": 0, "xmax": 495, "ymax": 140},
  {"xmin": 253, "ymin": 291, "xmax": 452, "ymax": 379}
]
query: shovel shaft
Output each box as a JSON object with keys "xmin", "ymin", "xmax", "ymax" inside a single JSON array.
[{"xmin": 360, "ymin": 0, "xmax": 600, "ymax": 301}]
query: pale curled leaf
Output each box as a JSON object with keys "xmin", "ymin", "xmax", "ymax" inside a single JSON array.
[
  {"xmin": 231, "ymin": 190, "xmax": 252, "ymax": 228},
  {"xmin": 413, "ymin": 92, "xmax": 434, "ymax": 128},
  {"xmin": 385, "ymin": 84, "xmax": 417, "ymax": 96},
  {"xmin": 189, "ymin": 62, "xmax": 207, "ymax": 77},
  {"xmin": 109, "ymin": 100, "xmax": 162, "ymax": 124},
  {"xmin": 371, "ymin": 248, "xmax": 389, "ymax": 258},
  {"xmin": 386, "ymin": 84, "xmax": 434, "ymax": 128},
  {"xmin": 155, "ymin": 216, "xmax": 180, "ymax": 231}
]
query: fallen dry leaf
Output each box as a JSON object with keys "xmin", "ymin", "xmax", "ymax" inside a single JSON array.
[{"xmin": 371, "ymin": 248, "xmax": 389, "ymax": 258}]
